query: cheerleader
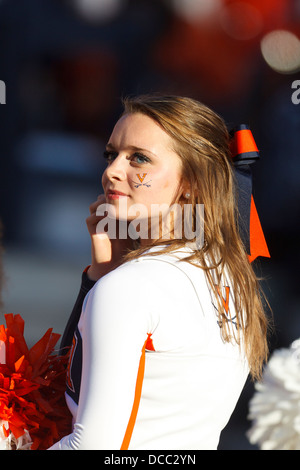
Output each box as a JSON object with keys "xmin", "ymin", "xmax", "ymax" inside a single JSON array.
[{"xmin": 50, "ymin": 94, "xmax": 270, "ymax": 450}]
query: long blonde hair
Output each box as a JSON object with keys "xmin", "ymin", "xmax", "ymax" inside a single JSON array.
[{"xmin": 121, "ymin": 94, "xmax": 270, "ymax": 380}]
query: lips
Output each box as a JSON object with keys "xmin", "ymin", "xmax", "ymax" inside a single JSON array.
[{"xmin": 107, "ymin": 189, "xmax": 128, "ymax": 199}]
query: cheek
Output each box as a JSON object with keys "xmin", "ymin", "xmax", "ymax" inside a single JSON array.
[
  {"xmin": 139, "ymin": 178, "xmax": 180, "ymax": 205},
  {"xmin": 149, "ymin": 167, "xmax": 175, "ymax": 187},
  {"xmin": 154, "ymin": 170, "xmax": 182, "ymax": 194},
  {"xmin": 101, "ymin": 170, "xmax": 107, "ymax": 188},
  {"xmin": 162, "ymin": 180, "xmax": 172, "ymax": 189},
  {"xmin": 130, "ymin": 167, "xmax": 181, "ymax": 200}
]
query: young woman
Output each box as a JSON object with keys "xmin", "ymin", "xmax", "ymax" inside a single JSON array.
[{"xmin": 50, "ymin": 94, "xmax": 269, "ymax": 450}]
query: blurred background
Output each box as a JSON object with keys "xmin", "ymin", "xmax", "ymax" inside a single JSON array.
[{"xmin": 0, "ymin": 0, "xmax": 299, "ymax": 449}]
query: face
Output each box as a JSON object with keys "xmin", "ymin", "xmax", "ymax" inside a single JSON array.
[{"xmin": 101, "ymin": 113, "xmax": 184, "ymax": 235}]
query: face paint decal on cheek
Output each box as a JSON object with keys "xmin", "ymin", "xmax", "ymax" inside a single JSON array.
[
  {"xmin": 137, "ymin": 173, "xmax": 147, "ymax": 183},
  {"xmin": 132, "ymin": 173, "xmax": 152, "ymax": 188}
]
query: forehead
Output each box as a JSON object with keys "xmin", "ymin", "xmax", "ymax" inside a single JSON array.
[{"xmin": 109, "ymin": 113, "xmax": 173, "ymax": 151}]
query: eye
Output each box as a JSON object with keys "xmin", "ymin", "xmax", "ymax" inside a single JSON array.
[
  {"xmin": 131, "ymin": 152, "xmax": 151, "ymax": 165},
  {"xmin": 103, "ymin": 150, "xmax": 118, "ymax": 163}
]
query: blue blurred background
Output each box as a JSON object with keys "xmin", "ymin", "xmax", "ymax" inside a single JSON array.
[{"xmin": 0, "ymin": 0, "xmax": 299, "ymax": 449}]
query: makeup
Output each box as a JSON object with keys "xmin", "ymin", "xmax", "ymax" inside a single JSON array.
[
  {"xmin": 107, "ymin": 189, "xmax": 128, "ymax": 200},
  {"xmin": 132, "ymin": 173, "xmax": 152, "ymax": 188}
]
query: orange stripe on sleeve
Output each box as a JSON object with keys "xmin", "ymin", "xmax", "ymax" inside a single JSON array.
[{"xmin": 120, "ymin": 337, "xmax": 148, "ymax": 450}]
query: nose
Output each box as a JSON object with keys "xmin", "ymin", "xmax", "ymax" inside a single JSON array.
[{"xmin": 104, "ymin": 154, "xmax": 127, "ymax": 182}]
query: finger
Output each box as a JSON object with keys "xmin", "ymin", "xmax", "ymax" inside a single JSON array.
[
  {"xmin": 86, "ymin": 212, "xmax": 100, "ymax": 225},
  {"xmin": 89, "ymin": 194, "xmax": 106, "ymax": 215},
  {"xmin": 86, "ymin": 211, "xmax": 107, "ymax": 227}
]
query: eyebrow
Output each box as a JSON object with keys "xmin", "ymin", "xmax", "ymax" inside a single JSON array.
[{"xmin": 105, "ymin": 143, "xmax": 157, "ymax": 158}]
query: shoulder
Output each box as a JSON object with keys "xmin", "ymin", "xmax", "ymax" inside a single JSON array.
[
  {"xmin": 89, "ymin": 247, "xmax": 193, "ymax": 299},
  {"xmin": 92, "ymin": 254, "xmax": 173, "ymax": 298},
  {"xmin": 87, "ymin": 245, "xmax": 210, "ymax": 311},
  {"xmin": 116, "ymin": 245, "xmax": 199, "ymax": 281}
]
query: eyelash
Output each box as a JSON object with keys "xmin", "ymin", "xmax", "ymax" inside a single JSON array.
[
  {"xmin": 103, "ymin": 150, "xmax": 117, "ymax": 162},
  {"xmin": 103, "ymin": 151, "xmax": 151, "ymax": 165}
]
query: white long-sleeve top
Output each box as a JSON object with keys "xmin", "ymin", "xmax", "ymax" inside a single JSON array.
[{"xmin": 49, "ymin": 246, "xmax": 249, "ymax": 450}]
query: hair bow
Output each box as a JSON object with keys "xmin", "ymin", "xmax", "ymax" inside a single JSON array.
[{"xmin": 230, "ymin": 125, "xmax": 270, "ymax": 263}]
